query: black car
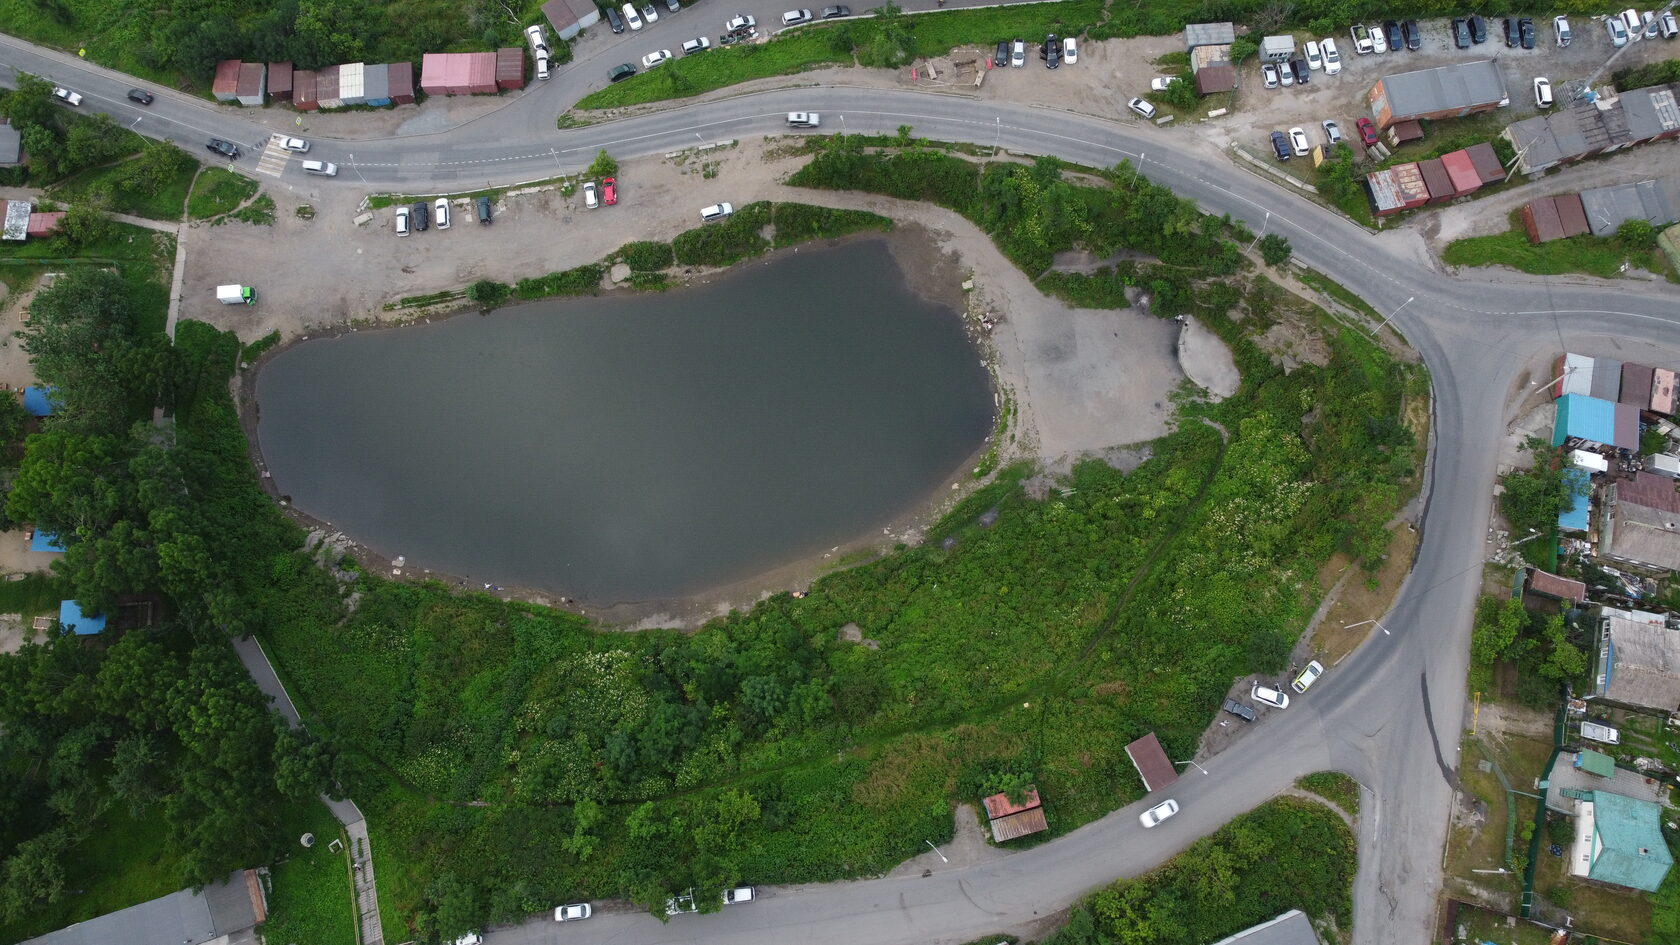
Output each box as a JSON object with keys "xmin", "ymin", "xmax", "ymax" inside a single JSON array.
[
  {"xmin": 994, "ymin": 40, "xmax": 1009, "ymax": 67},
  {"xmin": 1503, "ymin": 16, "xmax": 1519, "ymax": 46},
  {"xmin": 1270, "ymin": 131, "xmax": 1291, "ymax": 161},
  {"xmin": 476, "ymin": 196, "xmax": 493, "ymax": 225},
  {"xmin": 608, "ymin": 62, "xmax": 637, "ymax": 82},
  {"xmin": 127, "ymin": 88, "xmax": 154, "ymax": 105},
  {"xmin": 412, "ymin": 201, "xmax": 429, "ymax": 232},
  {"xmin": 1290, "ymin": 56, "xmax": 1310, "ymax": 85},
  {"xmin": 604, "ymin": 4, "xmax": 625, "ymax": 32},
  {"xmin": 820, "ymin": 4, "xmax": 850, "ymax": 17},
  {"xmin": 1519, "ymin": 17, "xmax": 1535, "ymax": 48},
  {"xmin": 1402, "ymin": 19, "xmax": 1421, "ymax": 49},
  {"xmin": 1222, "ymin": 698, "xmax": 1257, "ymax": 722},
  {"xmin": 1452, "ymin": 17, "xmax": 1471, "ymax": 48},
  {"xmin": 1042, "ymin": 34, "xmax": 1060, "ymax": 68},
  {"xmin": 1383, "ymin": 20, "xmax": 1403, "ymax": 51},
  {"xmin": 206, "ymin": 138, "xmax": 239, "ymax": 159},
  {"xmin": 1469, "ymin": 14, "xmax": 1487, "ymax": 43}
]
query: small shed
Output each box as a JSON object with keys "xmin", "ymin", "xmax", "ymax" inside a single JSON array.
[
  {"xmin": 1194, "ymin": 62, "xmax": 1236, "ymax": 95},
  {"xmin": 388, "ymin": 62, "xmax": 416, "ymax": 104},
  {"xmin": 1554, "ymin": 193, "xmax": 1590, "ymax": 237},
  {"xmin": 1386, "ymin": 118, "xmax": 1425, "ymax": 144},
  {"xmin": 212, "ymin": 60, "xmax": 242, "ymax": 101},
  {"xmin": 1465, "ymin": 141, "xmax": 1507, "ymax": 185},
  {"xmin": 1558, "ymin": 468, "xmax": 1591, "ymax": 532},
  {"xmin": 339, "ymin": 62, "xmax": 366, "ymax": 106},
  {"xmin": 1368, "ymin": 163, "xmax": 1429, "ymax": 216},
  {"xmin": 496, "ymin": 47, "xmax": 526, "ymax": 90},
  {"xmin": 1590, "ymin": 358, "xmax": 1622, "ymax": 402},
  {"xmin": 1185, "ymin": 22, "xmax": 1236, "ymax": 51},
  {"xmin": 363, "ymin": 63, "xmax": 391, "ymax": 106},
  {"xmin": 1418, "ymin": 158, "xmax": 1454, "ymax": 204},
  {"xmin": 2, "ymin": 199, "xmax": 28, "ymax": 241},
  {"xmin": 235, "ymin": 62, "xmax": 266, "ymax": 106},
  {"xmin": 1555, "ymin": 352, "xmax": 1595, "ymax": 399},
  {"xmin": 292, "ymin": 69, "xmax": 319, "ymax": 110},
  {"xmin": 1259, "ymin": 35, "xmax": 1294, "ymax": 62},
  {"xmin": 1622, "ymin": 363, "xmax": 1655, "ymax": 407},
  {"xmin": 1574, "ymin": 749, "xmax": 1616, "ymax": 777},
  {"xmin": 1440, "ymin": 149, "xmax": 1482, "ymax": 196},
  {"xmin": 1528, "ymin": 567, "xmax": 1587, "ymax": 604},
  {"xmin": 59, "ymin": 599, "xmax": 106, "ymax": 635},
  {"xmin": 317, "ymin": 64, "xmax": 342, "ymax": 109},
  {"xmin": 26, "ymin": 211, "xmax": 63, "ymax": 237},
  {"xmin": 1124, "ymin": 732, "xmax": 1180, "ymax": 792},
  {"xmin": 981, "ymin": 786, "xmax": 1049, "ymax": 842},
  {"xmin": 1520, "ymin": 197, "xmax": 1565, "ymax": 242},
  {"xmin": 1553, "ymin": 393, "xmax": 1638, "ymax": 450},
  {"xmin": 267, "ymin": 62, "xmax": 293, "ymax": 100}
]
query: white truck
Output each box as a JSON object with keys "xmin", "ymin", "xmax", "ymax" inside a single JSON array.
[{"xmin": 216, "ymin": 284, "xmax": 256, "ymax": 305}]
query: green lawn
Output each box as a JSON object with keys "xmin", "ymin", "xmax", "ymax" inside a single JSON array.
[
  {"xmin": 260, "ymin": 800, "xmax": 358, "ymax": 945},
  {"xmin": 50, "ymin": 155, "xmax": 199, "ymax": 221},
  {"xmin": 1444, "ymin": 219, "xmax": 1678, "ymax": 282},
  {"xmin": 1296, "ymin": 772, "xmax": 1360, "ymax": 818},
  {"xmin": 0, "ymin": 221, "xmax": 174, "ymax": 336},
  {"xmin": 187, "ymin": 169, "xmax": 259, "ymax": 220},
  {"xmin": 0, "ymin": 806, "xmax": 185, "ymax": 943},
  {"xmin": 0, "ymin": 572, "xmax": 68, "ymax": 622}
]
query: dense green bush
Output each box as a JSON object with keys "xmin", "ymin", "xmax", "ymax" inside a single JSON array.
[
  {"xmin": 1614, "ymin": 58, "xmax": 1680, "ymax": 91},
  {"xmin": 616, "ymin": 241, "xmax": 675, "ymax": 272},
  {"xmin": 769, "ymin": 204, "xmax": 892, "ymax": 247},
  {"xmin": 671, "ymin": 202, "xmax": 772, "ymax": 266},
  {"xmin": 466, "ymin": 279, "xmax": 511, "ymax": 308},
  {"xmin": 512, "ymin": 265, "xmax": 605, "ymax": 300}
]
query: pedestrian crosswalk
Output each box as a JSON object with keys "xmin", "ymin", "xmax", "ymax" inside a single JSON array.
[{"xmin": 254, "ymin": 134, "xmax": 290, "ymax": 177}]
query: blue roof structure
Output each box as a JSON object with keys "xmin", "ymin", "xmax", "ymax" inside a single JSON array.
[
  {"xmin": 22, "ymin": 385, "xmax": 57, "ymax": 417},
  {"xmin": 29, "ymin": 530, "xmax": 65, "ymax": 553},
  {"xmin": 58, "ymin": 599, "xmax": 105, "ymax": 636},
  {"xmin": 1553, "ymin": 394, "xmax": 1638, "ymax": 450},
  {"xmin": 1559, "ymin": 469, "xmax": 1591, "ymax": 532},
  {"xmin": 1586, "ymin": 790, "xmax": 1673, "ymax": 891}
]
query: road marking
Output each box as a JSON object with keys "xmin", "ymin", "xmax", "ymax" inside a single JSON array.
[{"xmin": 254, "ymin": 134, "xmax": 289, "ymax": 177}]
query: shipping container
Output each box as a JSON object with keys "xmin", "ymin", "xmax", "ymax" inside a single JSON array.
[
  {"xmin": 388, "ymin": 62, "xmax": 416, "ymax": 104},
  {"xmin": 213, "ymin": 60, "xmax": 242, "ymax": 101},
  {"xmin": 497, "ymin": 47, "xmax": 526, "ymax": 90},
  {"xmin": 293, "ymin": 70, "xmax": 319, "ymax": 110},
  {"xmin": 268, "ymin": 62, "xmax": 294, "ymax": 100},
  {"xmin": 236, "ymin": 62, "xmax": 266, "ymax": 106}
]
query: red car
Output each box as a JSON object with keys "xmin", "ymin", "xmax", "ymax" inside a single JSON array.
[
  {"xmin": 1355, "ymin": 117, "xmax": 1378, "ymax": 147},
  {"xmin": 602, "ymin": 177, "xmax": 617, "ymax": 205}
]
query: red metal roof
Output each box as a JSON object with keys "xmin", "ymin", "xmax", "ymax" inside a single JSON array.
[
  {"xmin": 1369, "ymin": 163, "xmax": 1429, "ymax": 215},
  {"xmin": 988, "ymin": 807, "xmax": 1049, "ymax": 842},
  {"xmin": 1528, "ymin": 568, "xmax": 1587, "ymax": 604},
  {"xmin": 982, "ymin": 787, "xmax": 1041, "ymax": 819},
  {"xmin": 467, "ymin": 52, "xmax": 497, "ymax": 93},
  {"xmin": 25, "ymin": 211, "xmax": 63, "ymax": 237},
  {"xmin": 212, "ymin": 60, "xmax": 241, "ymax": 99},
  {"xmin": 1521, "ymin": 197, "xmax": 1565, "ymax": 243},
  {"xmin": 1554, "ymin": 193, "xmax": 1589, "ymax": 237},
  {"xmin": 292, "ymin": 70, "xmax": 318, "ymax": 109},
  {"xmin": 1464, "ymin": 141, "xmax": 1507, "ymax": 185},
  {"xmin": 1620, "ymin": 471, "xmax": 1680, "ymax": 514},
  {"xmin": 1388, "ymin": 119, "xmax": 1424, "ymax": 142},
  {"xmin": 496, "ymin": 47, "xmax": 525, "ymax": 90},
  {"xmin": 388, "ymin": 62, "xmax": 415, "ymax": 103},
  {"xmin": 1440, "ymin": 150, "xmax": 1481, "ymax": 195},
  {"xmin": 236, "ymin": 62, "xmax": 265, "ymax": 99},
  {"xmin": 1623, "ymin": 363, "xmax": 1655, "ymax": 407},
  {"xmin": 267, "ymin": 62, "xmax": 293, "ymax": 96},
  {"xmin": 1125, "ymin": 732, "xmax": 1179, "ymax": 792},
  {"xmin": 1418, "ymin": 158, "xmax": 1454, "ymax": 203}
]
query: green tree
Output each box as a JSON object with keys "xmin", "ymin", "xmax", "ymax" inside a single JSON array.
[
  {"xmin": 1470, "ymin": 596, "xmax": 1525, "ymax": 691},
  {"xmin": 62, "ymin": 113, "xmax": 128, "ymax": 173},
  {"xmin": 1499, "ymin": 437, "xmax": 1571, "ymax": 543},
  {"xmin": 1618, "ymin": 217, "xmax": 1658, "ymax": 250},
  {"xmin": 1157, "ymin": 77, "xmax": 1199, "ymax": 111},
  {"xmin": 19, "ymin": 268, "xmax": 157, "ymax": 427},
  {"xmin": 120, "ymin": 141, "xmax": 193, "ymax": 198},
  {"xmin": 0, "ymin": 73, "xmax": 58, "ymax": 132},
  {"xmin": 1259, "ymin": 233, "xmax": 1292, "ymax": 266},
  {"xmin": 0, "ymin": 828, "xmax": 72, "ymax": 921},
  {"xmin": 51, "ymin": 200, "xmax": 115, "ymax": 253},
  {"xmin": 587, "ymin": 149, "xmax": 619, "ymax": 179},
  {"xmin": 1538, "ymin": 614, "xmax": 1587, "ymax": 680},
  {"xmin": 466, "ymin": 279, "xmax": 511, "ymax": 309}
]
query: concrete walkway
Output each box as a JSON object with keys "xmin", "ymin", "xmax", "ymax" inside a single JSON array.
[{"xmin": 232, "ymin": 635, "xmax": 385, "ymax": 945}]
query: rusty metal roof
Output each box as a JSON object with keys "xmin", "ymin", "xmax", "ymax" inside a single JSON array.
[{"xmin": 1125, "ymin": 732, "xmax": 1179, "ymax": 792}]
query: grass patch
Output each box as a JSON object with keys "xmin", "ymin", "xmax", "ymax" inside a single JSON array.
[
  {"xmin": 230, "ymin": 193, "xmax": 276, "ymax": 226},
  {"xmin": 241, "ymin": 330, "xmax": 282, "ymax": 362},
  {"xmin": 49, "ymin": 155, "xmax": 198, "ymax": 221},
  {"xmin": 1534, "ymin": 838, "xmax": 1654, "ymax": 942},
  {"xmin": 1295, "ymin": 268, "xmax": 1383, "ymax": 324},
  {"xmin": 259, "ymin": 800, "xmax": 358, "ymax": 945},
  {"xmin": 0, "ymin": 805, "xmax": 185, "ymax": 943},
  {"xmin": 187, "ymin": 169, "xmax": 259, "ymax": 220},
  {"xmin": 0, "ymin": 571, "xmax": 68, "ymax": 619},
  {"xmin": 1448, "ymin": 903, "xmax": 1556, "ymax": 945},
  {"xmin": 1297, "ymin": 772, "xmax": 1360, "ymax": 817},
  {"xmin": 1444, "ymin": 215, "xmax": 1677, "ymax": 282}
]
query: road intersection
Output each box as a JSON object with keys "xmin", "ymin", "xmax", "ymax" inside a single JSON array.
[{"xmin": 5, "ymin": 29, "xmax": 1679, "ymax": 945}]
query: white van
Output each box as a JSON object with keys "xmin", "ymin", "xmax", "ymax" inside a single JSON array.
[
  {"xmin": 300, "ymin": 160, "xmax": 337, "ymax": 176},
  {"xmin": 215, "ymin": 284, "xmax": 255, "ymax": 305},
  {"xmin": 700, "ymin": 202, "xmax": 734, "ymax": 222}
]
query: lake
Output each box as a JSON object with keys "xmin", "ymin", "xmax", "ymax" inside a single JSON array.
[{"xmin": 254, "ymin": 238, "xmax": 995, "ymax": 603}]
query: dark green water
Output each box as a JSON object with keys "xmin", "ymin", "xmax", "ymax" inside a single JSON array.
[{"xmin": 254, "ymin": 238, "xmax": 994, "ymax": 603}]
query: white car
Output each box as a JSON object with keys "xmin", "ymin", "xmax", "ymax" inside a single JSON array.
[
  {"xmin": 1534, "ymin": 76, "xmax": 1553, "ymax": 108},
  {"xmin": 1010, "ymin": 38, "xmax": 1026, "ymax": 67},
  {"xmin": 279, "ymin": 136, "xmax": 310, "ymax": 153},
  {"xmin": 1063, "ymin": 36, "xmax": 1077, "ymax": 63},
  {"xmin": 1349, "ymin": 23, "xmax": 1373, "ymax": 53},
  {"xmin": 1369, "ymin": 22, "xmax": 1388, "ymax": 52},
  {"xmin": 682, "ymin": 36, "xmax": 711, "ymax": 53},
  {"xmin": 723, "ymin": 886, "xmax": 756, "ymax": 904},
  {"xmin": 1553, "ymin": 15, "xmax": 1571, "ymax": 45},
  {"xmin": 525, "ymin": 24, "xmax": 549, "ymax": 52},
  {"xmin": 1126, "ymin": 97, "xmax": 1156, "ymax": 119},
  {"xmin": 452, "ymin": 935, "xmax": 483, "ymax": 945},
  {"xmin": 1661, "ymin": 10, "xmax": 1678, "ymax": 39},
  {"xmin": 786, "ymin": 111, "xmax": 820, "ymax": 127},
  {"xmin": 641, "ymin": 2, "xmax": 659, "ymax": 23},
  {"xmin": 555, "ymin": 903, "xmax": 592, "ymax": 921},
  {"xmin": 1150, "ymin": 76, "xmax": 1174, "ymax": 91},
  {"xmin": 781, "ymin": 8, "xmax": 812, "ymax": 25},
  {"xmin": 1287, "ymin": 126, "xmax": 1310, "ymax": 156},
  {"xmin": 1643, "ymin": 9, "xmax": 1660, "ymax": 38},
  {"xmin": 1304, "ymin": 40, "xmax": 1323, "ymax": 70},
  {"xmin": 624, "ymin": 3, "xmax": 644, "ymax": 29},
  {"xmin": 1320, "ymin": 37, "xmax": 1341, "ymax": 75},
  {"xmin": 394, "ymin": 205, "xmax": 411, "ymax": 236},
  {"xmin": 1139, "ymin": 798, "xmax": 1179, "ymax": 828},
  {"xmin": 51, "ymin": 86, "xmax": 83, "ymax": 106},
  {"xmin": 642, "ymin": 49, "xmax": 673, "ymax": 68},
  {"xmin": 1607, "ymin": 13, "xmax": 1629, "ymax": 46},
  {"xmin": 1279, "ymin": 61, "xmax": 1294, "ymax": 87},
  {"xmin": 434, "ymin": 197, "xmax": 451, "ymax": 229},
  {"xmin": 1621, "ymin": 9, "xmax": 1641, "ymax": 41},
  {"xmin": 724, "ymin": 14, "xmax": 756, "ymax": 31},
  {"xmin": 1252, "ymin": 682, "xmax": 1290, "ymax": 708},
  {"xmin": 582, "ymin": 181, "xmax": 599, "ymax": 209},
  {"xmin": 700, "ymin": 202, "xmax": 734, "ymax": 222},
  {"xmin": 1322, "ymin": 119, "xmax": 1342, "ymax": 145},
  {"xmin": 1292, "ymin": 660, "xmax": 1325, "ymax": 694},
  {"xmin": 1261, "ymin": 62, "xmax": 1280, "ymax": 88}
]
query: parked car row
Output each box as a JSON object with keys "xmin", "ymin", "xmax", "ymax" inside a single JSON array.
[
  {"xmin": 1348, "ymin": 19, "xmax": 1423, "ymax": 54},
  {"xmin": 1225, "ymin": 662, "xmax": 1327, "ymax": 719},
  {"xmin": 394, "ymin": 197, "xmax": 493, "ymax": 235},
  {"xmin": 1607, "ymin": 8, "xmax": 1678, "ymax": 46}
]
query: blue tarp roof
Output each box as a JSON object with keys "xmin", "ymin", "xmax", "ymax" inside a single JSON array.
[
  {"xmin": 29, "ymin": 530, "xmax": 65, "ymax": 553},
  {"xmin": 58, "ymin": 599, "xmax": 105, "ymax": 636},
  {"xmin": 1553, "ymin": 394, "xmax": 1638, "ymax": 449},
  {"xmin": 22, "ymin": 386, "xmax": 56, "ymax": 417},
  {"xmin": 1559, "ymin": 468, "xmax": 1591, "ymax": 532}
]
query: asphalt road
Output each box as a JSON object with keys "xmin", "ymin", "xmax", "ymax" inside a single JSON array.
[{"xmin": 6, "ymin": 29, "xmax": 1680, "ymax": 945}]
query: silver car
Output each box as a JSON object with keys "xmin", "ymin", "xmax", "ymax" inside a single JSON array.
[{"xmin": 1139, "ymin": 798, "xmax": 1179, "ymax": 828}]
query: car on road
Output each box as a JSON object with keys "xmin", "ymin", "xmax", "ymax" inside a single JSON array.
[
  {"xmin": 1290, "ymin": 56, "xmax": 1310, "ymax": 85},
  {"xmin": 1322, "ymin": 119, "xmax": 1342, "ymax": 145},
  {"xmin": 1553, "ymin": 15, "xmax": 1571, "ymax": 45},
  {"xmin": 786, "ymin": 111, "xmax": 820, "ymax": 127},
  {"xmin": 1369, "ymin": 21, "xmax": 1388, "ymax": 52},
  {"xmin": 682, "ymin": 36, "xmax": 711, "ymax": 53},
  {"xmin": 623, "ymin": 3, "xmax": 643, "ymax": 29},
  {"xmin": 279, "ymin": 136, "xmax": 310, "ymax": 152},
  {"xmin": 1287, "ymin": 126, "xmax": 1310, "ymax": 156},
  {"xmin": 1350, "ymin": 23, "xmax": 1374, "ymax": 53},
  {"xmin": 1607, "ymin": 14, "xmax": 1629, "ymax": 46},
  {"xmin": 1533, "ymin": 76, "xmax": 1553, "ymax": 108},
  {"xmin": 1303, "ymin": 39, "xmax": 1323, "ymax": 70},
  {"xmin": 582, "ymin": 181, "xmax": 599, "ymax": 209},
  {"xmin": 603, "ymin": 177, "xmax": 617, "ymax": 205},
  {"xmin": 412, "ymin": 200, "xmax": 430, "ymax": 231},
  {"xmin": 723, "ymin": 886, "xmax": 756, "ymax": 904},
  {"xmin": 1252, "ymin": 682, "xmax": 1290, "ymax": 708},
  {"xmin": 1041, "ymin": 34, "xmax": 1060, "ymax": 69},
  {"xmin": 52, "ymin": 86, "xmax": 82, "ymax": 106},
  {"xmin": 1126, "ymin": 97, "xmax": 1156, "ymax": 119},
  {"xmin": 301, "ymin": 160, "xmax": 337, "ymax": 176},
  {"xmin": 1139, "ymin": 798, "xmax": 1179, "ymax": 828},
  {"xmin": 1292, "ymin": 660, "xmax": 1325, "ymax": 694},
  {"xmin": 642, "ymin": 49, "xmax": 673, "ymax": 68},
  {"xmin": 608, "ymin": 63, "xmax": 637, "ymax": 82},
  {"xmin": 453, "ymin": 934, "xmax": 482, "ymax": 945},
  {"xmin": 127, "ymin": 88, "xmax": 154, "ymax": 105},
  {"xmin": 476, "ymin": 195, "xmax": 493, "ymax": 224},
  {"xmin": 1222, "ymin": 698, "xmax": 1256, "ymax": 722},
  {"xmin": 1519, "ymin": 17, "xmax": 1535, "ymax": 48},
  {"xmin": 1452, "ymin": 17, "xmax": 1471, "ymax": 48},
  {"xmin": 434, "ymin": 197, "xmax": 451, "ymax": 229},
  {"xmin": 1010, "ymin": 39, "xmax": 1026, "ymax": 67},
  {"xmin": 725, "ymin": 14, "xmax": 756, "ymax": 31},
  {"xmin": 1063, "ymin": 36, "xmax": 1077, "ymax": 63},
  {"xmin": 994, "ymin": 41, "xmax": 1009, "ymax": 67},
  {"xmin": 1382, "ymin": 20, "xmax": 1402, "ymax": 52},
  {"xmin": 1356, "ymin": 116, "xmax": 1378, "ymax": 146},
  {"xmin": 640, "ymin": 2, "xmax": 659, "ymax": 24},
  {"xmin": 821, "ymin": 5, "xmax": 851, "ymax": 17},
  {"xmin": 394, "ymin": 205, "xmax": 411, "ymax": 236},
  {"xmin": 1402, "ymin": 19, "xmax": 1421, "ymax": 49},
  {"xmin": 1150, "ymin": 76, "xmax": 1174, "ymax": 91},
  {"xmin": 1270, "ymin": 130, "xmax": 1291, "ymax": 160},
  {"xmin": 206, "ymin": 138, "xmax": 240, "ymax": 158},
  {"xmin": 1321, "ymin": 36, "xmax": 1341, "ymax": 74},
  {"xmin": 781, "ymin": 8, "xmax": 811, "ymax": 25},
  {"xmin": 554, "ymin": 903, "xmax": 592, "ymax": 921},
  {"xmin": 700, "ymin": 202, "xmax": 734, "ymax": 222},
  {"xmin": 1261, "ymin": 62, "xmax": 1280, "ymax": 88}
]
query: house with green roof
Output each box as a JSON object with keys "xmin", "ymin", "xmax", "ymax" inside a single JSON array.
[{"xmin": 1569, "ymin": 790, "xmax": 1673, "ymax": 892}]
